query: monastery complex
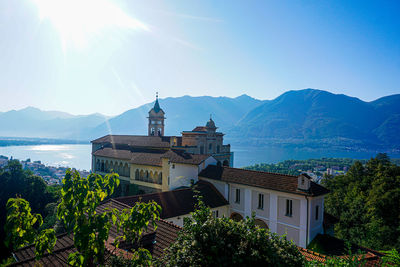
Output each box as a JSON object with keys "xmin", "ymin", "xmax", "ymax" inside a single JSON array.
[{"xmin": 91, "ymin": 96, "xmax": 330, "ymax": 248}]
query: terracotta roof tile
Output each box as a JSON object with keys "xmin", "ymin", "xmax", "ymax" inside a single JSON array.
[
  {"xmin": 93, "ymin": 147, "xmax": 211, "ymax": 166},
  {"xmin": 114, "ymin": 180, "xmax": 229, "ymax": 219},
  {"xmin": 298, "ymin": 247, "xmax": 327, "ymax": 262},
  {"xmin": 199, "ymin": 165, "xmax": 330, "ymax": 197},
  {"xmin": 91, "ymin": 135, "xmax": 172, "ymax": 148}
]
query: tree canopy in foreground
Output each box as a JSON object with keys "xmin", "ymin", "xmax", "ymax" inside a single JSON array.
[
  {"xmin": 323, "ymin": 153, "xmax": 400, "ymax": 251},
  {"xmin": 5, "ymin": 170, "xmax": 161, "ymax": 266},
  {"xmin": 158, "ymin": 194, "xmax": 304, "ymax": 267}
]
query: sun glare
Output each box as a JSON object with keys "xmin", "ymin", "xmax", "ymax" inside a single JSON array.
[{"xmin": 31, "ymin": 0, "xmax": 149, "ymax": 49}]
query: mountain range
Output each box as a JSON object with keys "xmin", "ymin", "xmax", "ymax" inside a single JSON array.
[{"xmin": 0, "ymin": 89, "xmax": 399, "ymax": 150}]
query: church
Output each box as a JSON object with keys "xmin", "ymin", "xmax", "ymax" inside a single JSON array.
[
  {"xmin": 91, "ymin": 96, "xmax": 330, "ymax": 248},
  {"xmin": 91, "ymin": 94, "xmax": 232, "ymax": 194}
]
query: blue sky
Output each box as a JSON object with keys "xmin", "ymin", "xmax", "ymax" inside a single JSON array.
[{"xmin": 0, "ymin": 0, "xmax": 399, "ymax": 115}]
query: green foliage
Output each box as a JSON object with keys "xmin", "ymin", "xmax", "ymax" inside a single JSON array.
[
  {"xmin": 4, "ymin": 197, "xmax": 56, "ymax": 259},
  {"xmin": 306, "ymin": 255, "xmax": 366, "ymax": 267},
  {"xmin": 0, "ymin": 160, "xmax": 59, "ymax": 260},
  {"xmin": 244, "ymin": 157, "xmax": 366, "ymax": 176},
  {"xmin": 5, "ymin": 169, "xmax": 161, "ymax": 266},
  {"xmin": 114, "ymin": 201, "xmax": 161, "ymax": 246},
  {"xmin": 56, "ymin": 170, "xmax": 161, "ymax": 266},
  {"xmin": 382, "ymin": 248, "xmax": 400, "ymax": 266},
  {"xmin": 57, "ymin": 170, "xmax": 119, "ymax": 266},
  {"xmin": 323, "ymin": 153, "xmax": 400, "ymax": 251},
  {"xmin": 159, "ymin": 196, "xmax": 304, "ymax": 267},
  {"xmin": 4, "ymin": 197, "xmax": 42, "ymax": 249},
  {"xmin": 0, "ymin": 256, "xmax": 15, "ymax": 266}
]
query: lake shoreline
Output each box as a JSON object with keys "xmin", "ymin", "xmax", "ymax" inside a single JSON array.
[{"xmin": 1, "ymin": 143, "xmax": 400, "ymax": 171}]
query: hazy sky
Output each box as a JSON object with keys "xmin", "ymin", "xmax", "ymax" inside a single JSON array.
[{"xmin": 1, "ymin": 0, "xmax": 399, "ymax": 115}]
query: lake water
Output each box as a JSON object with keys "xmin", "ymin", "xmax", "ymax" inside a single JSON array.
[
  {"xmin": 1, "ymin": 144, "xmax": 399, "ymax": 171},
  {"xmin": 0, "ymin": 144, "xmax": 92, "ymax": 171}
]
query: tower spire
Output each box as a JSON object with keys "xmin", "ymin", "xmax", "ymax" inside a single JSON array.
[{"xmin": 148, "ymin": 91, "xmax": 165, "ymax": 136}]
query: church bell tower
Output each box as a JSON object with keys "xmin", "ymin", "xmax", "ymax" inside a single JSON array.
[{"xmin": 148, "ymin": 93, "xmax": 165, "ymax": 136}]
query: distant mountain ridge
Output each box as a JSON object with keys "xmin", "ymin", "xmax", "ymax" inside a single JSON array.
[
  {"xmin": 83, "ymin": 94, "xmax": 263, "ymax": 139},
  {"xmin": 231, "ymin": 89, "xmax": 400, "ymax": 148},
  {"xmin": 0, "ymin": 90, "xmax": 399, "ymax": 150}
]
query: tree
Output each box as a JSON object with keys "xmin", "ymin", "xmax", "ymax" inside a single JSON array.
[
  {"xmin": 4, "ymin": 197, "xmax": 56, "ymax": 259},
  {"xmin": 0, "ymin": 160, "xmax": 59, "ymax": 260},
  {"xmin": 159, "ymin": 195, "xmax": 304, "ymax": 266},
  {"xmin": 323, "ymin": 154, "xmax": 400, "ymax": 251},
  {"xmin": 5, "ymin": 170, "xmax": 161, "ymax": 266}
]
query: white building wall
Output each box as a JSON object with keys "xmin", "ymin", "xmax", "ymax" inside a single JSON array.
[
  {"xmin": 198, "ymin": 157, "xmax": 217, "ymax": 173},
  {"xmin": 200, "ymin": 177, "xmax": 226, "ymax": 197},
  {"xmin": 169, "ymin": 163, "xmax": 198, "ymax": 190},
  {"xmin": 308, "ymin": 196, "xmax": 324, "ymax": 243},
  {"xmin": 198, "ymin": 177, "xmax": 323, "ymax": 248},
  {"xmin": 166, "ymin": 205, "xmax": 230, "ymax": 227}
]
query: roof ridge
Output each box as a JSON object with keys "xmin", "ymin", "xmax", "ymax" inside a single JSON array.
[
  {"xmin": 197, "ymin": 180, "xmax": 229, "ymax": 205},
  {"xmin": 158, "ymin": 218, "xmax": 183, "ymax": 230},
  {"xmin": 224, "ymin": 166, "xmax": 298, "ymax": 178},
  {"xmin": 12, "ymin": 237, "xmax": 75, "ymax": 266},
  {"xmin": 114, "ymin": 187, "xmax": 193, "ymax": 202},
  {"xmin": 298, "ymin": 247, "xmax": 327, "ymax": 258},
  {"xmin": 110, "ymin": 198, "xmax": 133, "ymax": 209},
  {"xmin": 13, "ymin": 232, "xmax": 72, "ymax": 252}
]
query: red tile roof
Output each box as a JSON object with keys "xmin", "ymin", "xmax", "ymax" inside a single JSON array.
[
  {"xmin": 114, "ymin": 180, "xmax": 229, "ymax": 219},
  {"xmin": 91, "ymin": 135, "xmax": 172, "ymax": 148},
  {"xmin": 199, "ymin": 165, "xmax": 330, "ymax": 197},
  {"xmin": 298, "ymin": 247, "xmax": 327, "ymax": 263},
  {"xmin": 12, "ymin": 201, "xmax": 182, "ymax": 266},
  {"xmin": 299, "ymin": 246, "xmax": 383, "ymax": 266},
  {"xmin": 93, "ymin": 147, "xmax": 211, "ymax": 166}
]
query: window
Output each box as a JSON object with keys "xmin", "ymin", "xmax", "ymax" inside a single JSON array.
[
  {"xmin": 172, "ymin": 164, "xmax": 175, "ymax": 169},
  {"xmin": 212, "ymin": 210, "xmax": 219, "ymax": 218},
  {"xmin": 209, "ymin": 143, "xmax": 212, "ymax": 151},
  {"xmin": 315, "ymin": 205, "xmax": 319, "ymax": 220},
  {"xmin": 200, "ymin": 146, "xmax": 204, "ymax": 154},
  {"xmin": 285, "ymin": 199, "xmax": 293, "ymax": 217},
  {"xmin": 235, "ymin": 188, "xmax": 240, "ymax": 203},
  {"xmin": 217, "ymin": 145, "xmax": 220, "ymax": 153},
  {"xmin": 258, "ymin": 193, "xmax": 264, "ymax": 210}
]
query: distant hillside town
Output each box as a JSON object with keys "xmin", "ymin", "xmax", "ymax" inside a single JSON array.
[{"xmin": 0, "ymin": 155, "xmax": 89, "ymax": 185}]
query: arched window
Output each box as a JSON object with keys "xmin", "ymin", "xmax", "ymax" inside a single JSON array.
[
  {"xmin": 158, "ymin": 172, "xmax": 162, "ymax": 184},
  {"xmin": 254, "ymin": 219, "xmax": 269, "ymax": 229},
  {"xmin": 105, "ymin": 161, "xmax": 109, "ymax": 172},
  {"xmin": 230, "ymin": 213, "xmax": 243, "ymax": 222},
  {"xmin": 135, "ymin": 169, "xmax": 139, "ymax": 180}
]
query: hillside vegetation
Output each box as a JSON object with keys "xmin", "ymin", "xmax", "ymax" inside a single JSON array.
[{"xmin": 322, "ymin": 154, "xmax": 400, "ymax": 251}]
